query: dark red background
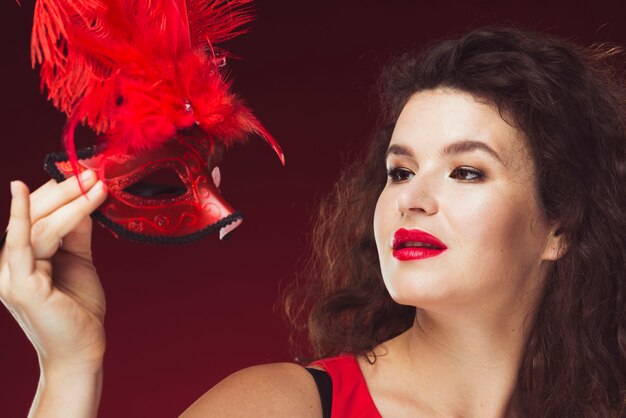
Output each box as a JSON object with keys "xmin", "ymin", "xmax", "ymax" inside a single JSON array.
[{"xmin": 1, "ymin": 1, "xmax": 625, "ymax": 416}]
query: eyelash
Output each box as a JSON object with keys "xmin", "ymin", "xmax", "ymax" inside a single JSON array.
[
  {"xmin": 450, "ymin": 167, "xmax": 485, "ymax": 181},
  {"xmin": 386, "ymin": 166, "xmax": 485, "ymax": 183}
]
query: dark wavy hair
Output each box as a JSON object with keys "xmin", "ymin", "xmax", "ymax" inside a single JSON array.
[{"xmin": 282, "ymin": 27, "xmax": 626, "ymax": 416}]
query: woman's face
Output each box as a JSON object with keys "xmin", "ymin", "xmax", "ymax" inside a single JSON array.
[{"xmin": 373, "ymin": 89, "xmax": 562, "ymax": 313}]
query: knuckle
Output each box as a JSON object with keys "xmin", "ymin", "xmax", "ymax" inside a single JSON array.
[
  {"xmin": 3, "ymin": 240, "xmax": 16, "ymax": 252},
  {"xmin": 9, "ymin": 208, "xmax": 27, "ymax": 221},
  {"xmin": 0, "ymin": 284, "xmax": 19, "ymax": 307},
  {"xmin": 22, "ymin": 275, "xmax": 44, "ymax": 295},
  {"xmin": 4, "ymin": 239, "xmax": 24, "ymax": 253},
  {"xmin": 31, "ymin": 219, "xmax": 50, "ymax": 239}
]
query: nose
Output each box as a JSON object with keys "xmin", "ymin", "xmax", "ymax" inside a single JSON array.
[{"xmin": 395, "ymin": 174, "xmax": 438, "ymax": 217}]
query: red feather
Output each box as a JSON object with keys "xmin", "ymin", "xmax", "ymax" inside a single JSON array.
[{"xmin": 31, "ymin": 0, "xmax": 284, "ymax": 191}]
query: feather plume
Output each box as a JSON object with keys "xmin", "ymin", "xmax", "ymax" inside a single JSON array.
[{"xmin": 31, "ymin": 0, "xmax": 284, "ymax": 189}]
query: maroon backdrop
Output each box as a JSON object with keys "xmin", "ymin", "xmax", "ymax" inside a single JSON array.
[{"xmin": 1, "ymin": 1, "xmax": 625, "ymax": 416}]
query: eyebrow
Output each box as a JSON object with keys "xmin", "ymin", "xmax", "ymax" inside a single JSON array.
[{"xmin": 385, "ymin": 140, "xmax": 505, "ymax": 165}]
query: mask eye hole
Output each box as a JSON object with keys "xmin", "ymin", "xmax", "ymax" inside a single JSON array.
[{"xmin": 124, "ymin": 167, "xmax": 187, "ymax": 199}]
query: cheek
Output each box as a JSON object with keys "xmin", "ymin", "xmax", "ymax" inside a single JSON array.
[
  {"xmin": 451, "ymin": 191, "xmax": 516, "ymax": 248},
  {"xmin": 448, "ymin": 186, "xmax": 545, "ymax": 272},
  {"xmin": 373, "ymin": 191, "xmax": 388, "ymax": 251}
]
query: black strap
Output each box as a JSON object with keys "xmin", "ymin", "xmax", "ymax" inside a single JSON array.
[{"xmin": 305, "ymin": 367, "xmax": 332, "ymax": 418}]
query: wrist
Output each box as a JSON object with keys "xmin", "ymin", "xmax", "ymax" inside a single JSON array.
[
  {"xmin": 38, "ymin": 341, "xmax": 105, "ymax": 376},
  {"xmin": 29, "ymin": 365, "xmax": 103, "ymax": 418},
  {"xmin": 40, "ymin": 355, "xmax": 104, "ymax": 378}
]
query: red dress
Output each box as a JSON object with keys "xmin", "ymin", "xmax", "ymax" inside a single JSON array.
[{"xmin": 309, "ymin": 355, "xmax": 382, "ymax": 418}]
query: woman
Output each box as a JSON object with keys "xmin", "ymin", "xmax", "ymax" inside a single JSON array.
[{"xmin": 1, "ymin": 26, "xmax": 625, "ymax": 417}]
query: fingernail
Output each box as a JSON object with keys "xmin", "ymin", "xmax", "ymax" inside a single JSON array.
[
  {"xmin": 80, "ymin": 170, "xmax": 95, "ymax": 181},
  {"xmin": 89, "ymin": 180, "xmax": 106, "ymax": 194},
  {"xmin": 10, "ymin": 181, "xmax": 18, "ymax": 197}
]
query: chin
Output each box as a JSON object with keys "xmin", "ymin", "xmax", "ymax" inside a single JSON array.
[{"xmin": 385, "ymin": 279, "xmax": 455, "ymax": 309}]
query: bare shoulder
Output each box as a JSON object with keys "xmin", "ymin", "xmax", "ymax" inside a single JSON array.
[{"xmin": 179, "ymin": 362, "xmax": 323, "ymax": 418}]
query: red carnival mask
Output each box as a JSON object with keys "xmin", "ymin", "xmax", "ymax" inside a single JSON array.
[{"xmin": 45, "ymin": 129, "xmax": 245, "ymax": 244}]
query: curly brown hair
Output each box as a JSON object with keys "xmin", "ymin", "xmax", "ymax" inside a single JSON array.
[{"xmin": 282, "ymin": 27, "xmax": 626, "ymax": 416}]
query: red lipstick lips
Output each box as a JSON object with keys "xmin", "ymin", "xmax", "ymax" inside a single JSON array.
[{"xmin": 392, "ymin": 228, "xmax": 447, "ymax": 261}]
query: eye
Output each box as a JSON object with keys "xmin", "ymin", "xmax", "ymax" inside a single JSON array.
[
  {"xmin": 449, "ymin": 166, "xmax": 484, "ymax": 181},
  {"xmin": 387, "ymin": 167, "xmax": 414, "ymax": 183}
]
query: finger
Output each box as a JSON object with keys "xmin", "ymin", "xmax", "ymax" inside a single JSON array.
[
  {"xmin": 35, "ymin": 259, "xmax": 52, "ymax": 278},
  {"xmin": 30, "ymin": 170, "xmax": 98, "ymax": 222},
  {"xmin": 29, "ymin": 178, "xmax": 58, "ymax": 203},
  {"xmin": 31, "ymin": 180, "xmax": 107, "ymax": 259},
  {"xmin": 0, "ymin": 179, "xmax": 58, "ymax": 250},
  {"xmin": 60, "ymin": 216, "xmax": 94, "ymax": 258},
  {"xmin": 6, "ymin": 181, "xmax": 35, "ymax": 282}
]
